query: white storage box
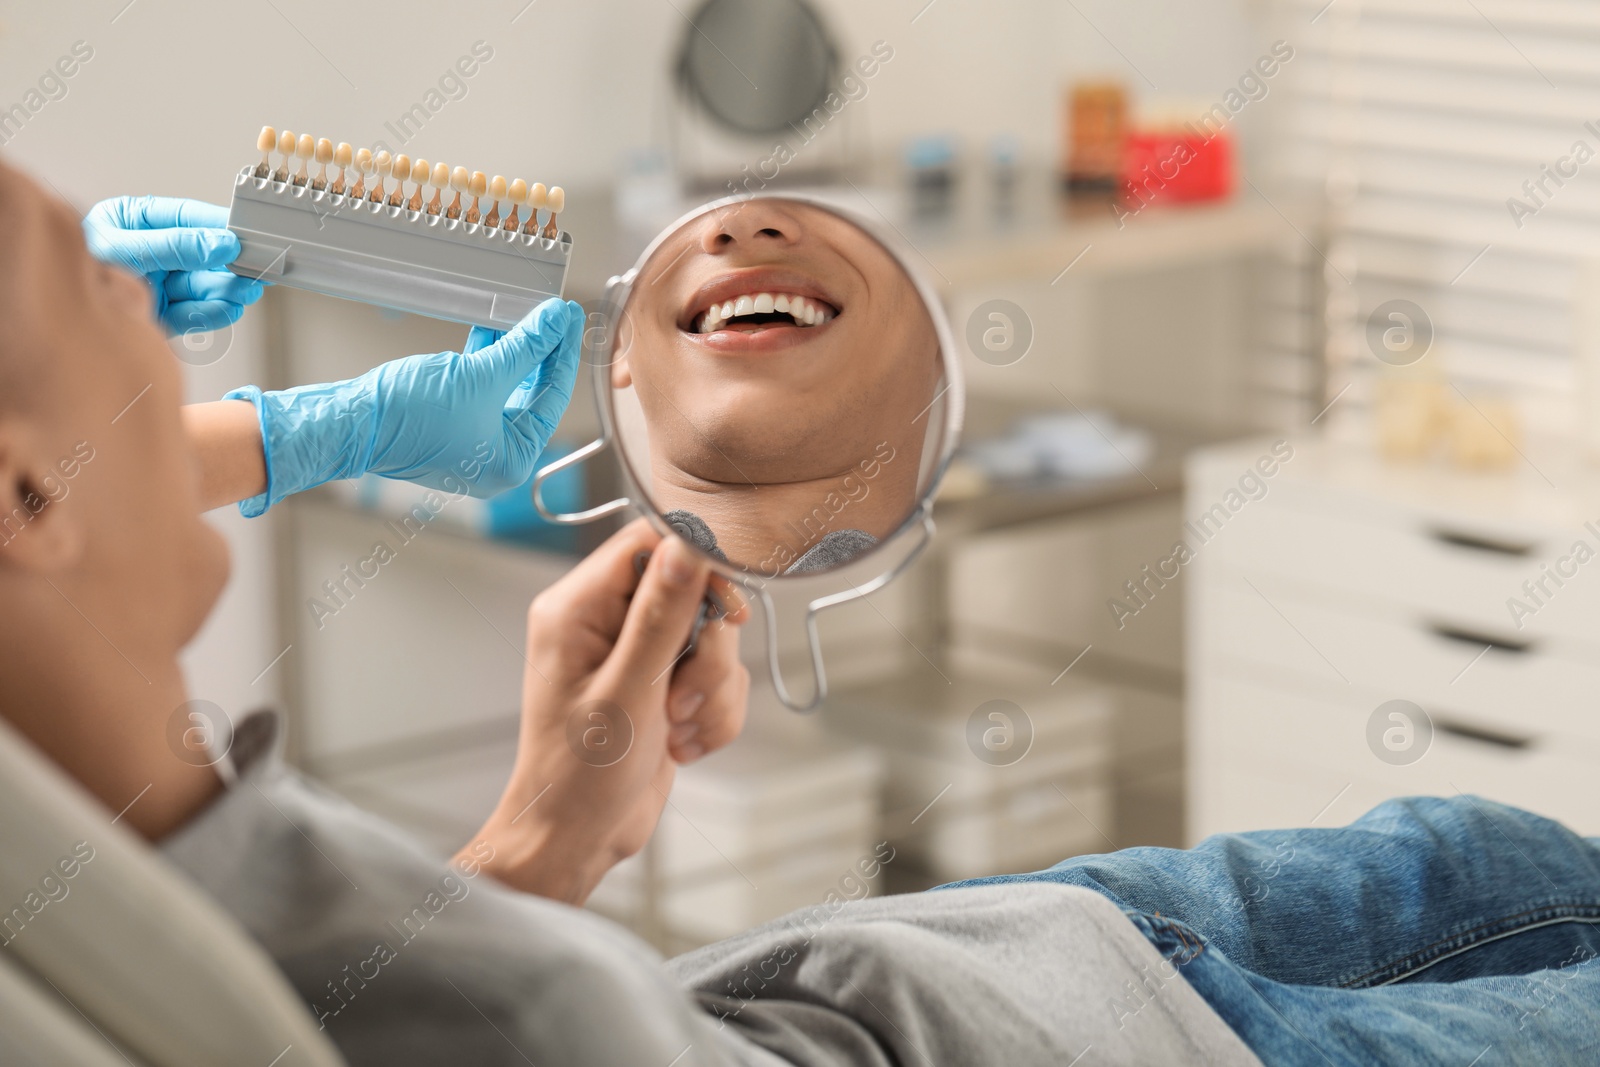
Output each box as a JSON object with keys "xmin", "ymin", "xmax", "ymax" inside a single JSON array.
[
  {"xmin": 587, "ymin": 728, "xmax": 886, "ymax": 947},
  {"xmin": 823, "ymin": 669, "xmax": 1113, "ymax": 880}
]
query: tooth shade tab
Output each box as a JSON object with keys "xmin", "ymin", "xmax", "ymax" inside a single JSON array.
[
  {"xmin": 388, "ymin": 154, "xmax": 411, "ymax": 205},
  {"xmin": 293, "ymin": 134, "xmax": 314, "ymax": 186},
  {"xmin": 255, "ymin": 126, "xmax": 276, "ymax": 178}
]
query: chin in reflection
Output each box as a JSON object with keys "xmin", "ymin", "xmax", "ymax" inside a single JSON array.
[{"xmin": 613, "ymin": 198, "xmax": 941, "ymax": 573}]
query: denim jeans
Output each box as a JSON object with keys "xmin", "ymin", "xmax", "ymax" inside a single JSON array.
[{"xmin": 943, "ymin": 796, "xmax": 1600, "ymax": 1065}]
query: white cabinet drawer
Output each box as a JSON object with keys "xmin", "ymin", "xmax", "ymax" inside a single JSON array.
[
  {"xmin": 1198, "ymin": 575, "xmax": 1600, "ymax": 748},
  {"xmin": 947, "ymin": 498, "xmax": 1185, "ymax": 671},
  {"xmin": 1188, "ymin": 672, "xmax": 1600, "ymax": 839},
  {"xmin": 1196, "ymin": 490, "xmax": 1600, "ymax": 646}
]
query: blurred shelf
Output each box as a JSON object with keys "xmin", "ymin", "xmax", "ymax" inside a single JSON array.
[
  {"xmin": 556, "ymin": 172, "xmax": 1292, "ymax": 303},
  {"xmin": 910, "ymin": 197, "xmax": 1286, "ymax": 289},
  {"xmin": 938, "ymin": 394, "xmax": 1241, "ymax": 537}
]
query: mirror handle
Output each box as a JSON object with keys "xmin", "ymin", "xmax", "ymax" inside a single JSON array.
[
  {"xmin": 760, "ymin": 512, "xmax": 937, "ymax": 713},
  {"xmin": 531, "ymin": 436, "xmax": 631, "ymax": 524}
]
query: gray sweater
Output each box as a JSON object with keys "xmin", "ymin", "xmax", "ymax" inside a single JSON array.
[{"xmin": 161, "ymin": 712, "xmax": 1260, "ymax": 1066}]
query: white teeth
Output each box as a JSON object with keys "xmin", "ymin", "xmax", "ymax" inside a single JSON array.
[{"xmin": 693, "ymin": 292, "xmax": 836, "ymax": 333}]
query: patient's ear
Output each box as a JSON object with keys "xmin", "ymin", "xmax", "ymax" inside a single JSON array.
[
  {"xmin": 611, "ymin": 355, "xmax": 632, "ymax": 389},
  {"xmin": 0, "ymin": 423, "xmax": 85, "ymax": 572}
]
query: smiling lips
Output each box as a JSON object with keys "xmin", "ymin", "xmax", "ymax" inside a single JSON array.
[{"xmin": 694, "ymin": 291, "xmax": 836, "ymax": 334}]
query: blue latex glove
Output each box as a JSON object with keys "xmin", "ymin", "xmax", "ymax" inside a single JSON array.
[
  {"xmin": 83, "ymin": 196, "xmax": 264, "ymax": 336},
  {"xmin": 226, "ymin": 298, "xmax": 584, "ymax": 518}
]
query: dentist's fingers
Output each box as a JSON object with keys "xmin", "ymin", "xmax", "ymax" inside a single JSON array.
[
  {"xmin": 117, "ymin": 196, "xmax": 232, "ymax": 231},
  {"xmin": 514, "ymin": 299, "xmax": 584, "ymax": 441},
  {"xmin": 163, "ymin": 268, "xmax": 264, "ymax": 307},
  {"xmin": 468, "ymin": 297, "xmax": 572, "ymax": 394},
  {"xmin": 463, "ymin": 324, "xmax": 501, "ymax": 355},
  {"xmin": 166, "ymin": 300, "xmax": 246, "ymax": 334}
]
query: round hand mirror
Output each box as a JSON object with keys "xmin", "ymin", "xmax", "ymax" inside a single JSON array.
[{"xmin": 535, "ymin": 193, "xmax": 964, "ymax": 710}]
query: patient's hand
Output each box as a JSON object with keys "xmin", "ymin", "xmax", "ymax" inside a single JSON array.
[{"xmin": 459, "ymin": 519, "xmax": 749, "ymax": 903}]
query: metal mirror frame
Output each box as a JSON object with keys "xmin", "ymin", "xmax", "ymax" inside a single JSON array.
[{"xmin": 534, "ymin": 191, "xmax": 966, "ymax": 711}]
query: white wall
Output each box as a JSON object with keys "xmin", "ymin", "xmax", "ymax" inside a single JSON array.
[{"xmin": 2, "ymin": 0, "xmax": 1271, "ymax": 208}]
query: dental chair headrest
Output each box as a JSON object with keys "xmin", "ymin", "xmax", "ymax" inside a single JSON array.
[{"xmin": 0, "ymin": 713, "xmax": 343, "ymax": 1066}]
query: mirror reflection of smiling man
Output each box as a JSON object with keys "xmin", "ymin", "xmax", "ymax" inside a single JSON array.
[{"xmin": 615, "ymin": 199, "xmax": 940, "ymax": 572}]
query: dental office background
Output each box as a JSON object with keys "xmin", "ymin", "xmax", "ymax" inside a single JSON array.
[{"xmin": 7, "ymin": 0, "xmax": 1594, "ymax": 950}]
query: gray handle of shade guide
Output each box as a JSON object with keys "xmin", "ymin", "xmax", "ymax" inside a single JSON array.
[{"xmin": 224, "ymin": 168, "xmax": 571, "ymax": 331}]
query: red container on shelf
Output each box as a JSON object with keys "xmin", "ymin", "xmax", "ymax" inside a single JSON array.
[{"xmin": 1119, "ymin": 128, "xmax": 1233, "ymax": 208}]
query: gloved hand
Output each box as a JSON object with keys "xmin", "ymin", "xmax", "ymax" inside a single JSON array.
[
  {"xmin": 83, "ymin": 196, "xmax": 264, "ymax": 336},
  {"xmin": 226, "ymin": 297, "xmax": 584, "ymax": 518}
]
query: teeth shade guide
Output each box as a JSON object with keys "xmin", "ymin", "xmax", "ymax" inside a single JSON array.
[
  {"xmin": 228, "ymin": 127, "xmax": 574, "ymax": 331},
  {"xmin": 241, "ymin": 129, "xmax": 570, "ymax": 241}
]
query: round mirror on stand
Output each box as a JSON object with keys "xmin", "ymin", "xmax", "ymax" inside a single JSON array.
[
  {"xmin": 668, "ymin": 0, "xmax": 855, "ymax": 190},
  {"xmin": 535, "ymin": 193, "xmax": 963, "ymax": 711},
  {"xmin": 677, "ymin": 0, "xmax": 837, "ymax": 137}
]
